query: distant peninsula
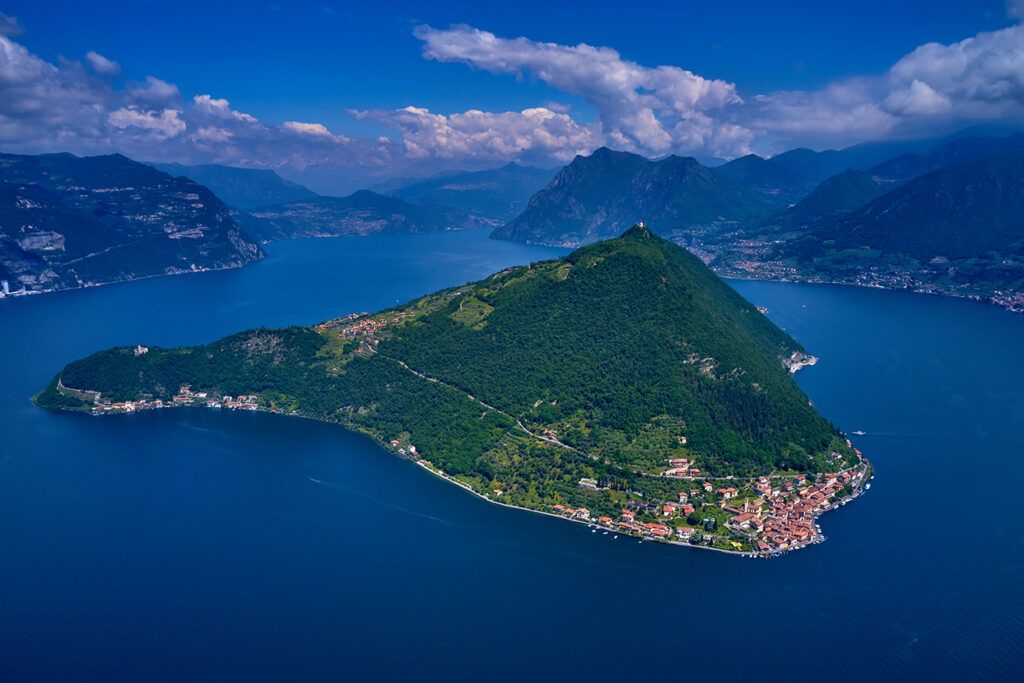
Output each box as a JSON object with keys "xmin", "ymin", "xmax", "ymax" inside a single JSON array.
[
  {"xmin": 0, "ymin": 153, "xmax": 263, "ymax": 297},
  {"xmin": 35, "ymin": 226, "xmax": 870, "ymax": 555}
]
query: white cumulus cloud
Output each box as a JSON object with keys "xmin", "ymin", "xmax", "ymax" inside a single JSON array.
[
  {"xmin": 413, "ymin": 24, "xmax": 746, "ymax": 157},
  {"xmin": 193, "ymin": 94, "xmax": 257, "ymax": 123},
  {"xmin": 85, "ymin": 51, "xmax": 121, "ymax": 76},
  {"xmin": 3, "ymin": 14, "xmax": 1024, "ymax": 193},
  {"xmin": 127, "ymin": 76, "xmax": 181, "ymax": 105},
  {"xmin": 411, "ymin": 22, "xmax": 1024, "ymax": 158},
  {"xmin": 351, "ymin": 105, "xmax": 601, "ymax": 163},
  {"xmin": 282, "ymin": 121, "xmax": 348, "ymax": 141},
  {"xmin": 108, "ymin": 107, "xmax": 186, "ymax": 138}
]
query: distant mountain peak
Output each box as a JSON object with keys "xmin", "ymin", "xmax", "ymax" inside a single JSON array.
[
  {"xmin": 148, "ymin": 161, "xmax": 319, "ymax": 210},
  {"xmin": 494, "ymin": 147, "xmax": 792, "ymax": 246}
]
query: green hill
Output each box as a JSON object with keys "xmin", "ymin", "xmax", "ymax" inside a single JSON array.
[{"xmin": 37, "ymin": 226, "xmax": 854, "ymax": 520}]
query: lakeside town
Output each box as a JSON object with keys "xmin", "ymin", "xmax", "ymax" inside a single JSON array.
[
  {"xmin": 541, "ymin": 449, "xmax": 871, "ymax": 557},
  {"xmin": 687, "ymin": 236, "xmax": 1024, "ymax": 315}
]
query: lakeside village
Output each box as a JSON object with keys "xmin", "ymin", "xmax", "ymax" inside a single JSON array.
[
  {"xmin": 74, "ymin": 308, "xmax": 424, "ymax": 416},
  {"xmin": 76, "ymin": 346, "xmax": 266, "ymax": 414},
  {"xmin": 542, "ymin": 449, "xmax": 872, "ymax": 557}
]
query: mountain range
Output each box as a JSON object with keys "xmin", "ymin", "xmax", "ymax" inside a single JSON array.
[
  {"xmin": 807, "ymin": 151, "xmax": 1024, "ymax": 259},
  {"xmin": 0, "ymin": 155, "xmax": 512, "ymax": 295},
  {"xmin": 151, "ymin": 163, "xmax": 319, "ymax": 209},
  {"xmin": 493, "ymin": 148, "xmax": 784, "ymax": 246},
  {"xmin": 867, "ymin": 133, "xmax": 1024, "ymax": 182},
  {"xmin": 378, "ymin": 163, "xmax": 555, "ymax": 222},
  {"xmin": 0, "ymin": 153, "xmax": 263, "ymax": 295},
  {"xmin": 759, "ymin": 169, "xmax": 890, "ymax": 232},
  {"xmin": 714, "ymin": 151, "xmax": 1024, "ymax": 307},
  {"xmin": 490, "ymin": 129, "xmax": 1024, "ymax": 311},
  {"xmin": 245, "ymin": 190, "xmax": 486, "ymax": 241},
  {"xmin": 4, "ymin": 125, "xmax": 1022, "ymax": 308}
]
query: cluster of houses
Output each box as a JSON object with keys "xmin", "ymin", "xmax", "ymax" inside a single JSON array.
[
  {"xmin": 315, "ymin": 312, "xmax": 367, "ymax": 331},
  {"xmin": 91, "ymin": 397, "xmax": 164, "ymax": 413},
  {"xmin": 389, "ymin": 439, "xmax": 418, "ymax": 458},
  {"xmin": 663, "ymin": 457, "xmax": 700, "ymax": 477},
  {"xmin": 171, "ymin": 386, "xmax": 261, "ymax": 410},
  {"xmin": 89, "ymin": 385, "xmax": 262, "ymax": 414},
  {"xmin": 550, "ymin": 456, "xmax": 869, "ymax": 555},
  {"xmin": 318, "ymin": 310, "xmax": 417, "ymax": 340},
  {"xmin": 549, "ymin": 503, "xmax": 687, "ymax": 542}
]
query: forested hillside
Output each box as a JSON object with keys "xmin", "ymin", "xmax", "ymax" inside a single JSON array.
[{"xmin": 37, "ymin": 226, "xmax": 854, "ymax": 518}]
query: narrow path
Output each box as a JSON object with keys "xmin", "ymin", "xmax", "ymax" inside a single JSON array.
[
  {"xmin": 386, "ymin": 357, "xmax": 868, "ymax": 491},
  {"xmin": 386, "ymin": 357, "xmax": 592, "ymax": 458}
]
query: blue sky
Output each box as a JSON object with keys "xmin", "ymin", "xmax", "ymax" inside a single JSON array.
[{"xmin": 1, "ymin": 1, "xmax": 1022, "ymax": 191}]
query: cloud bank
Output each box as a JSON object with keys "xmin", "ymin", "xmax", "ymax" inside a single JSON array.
[
  {"xmin": 410, "ymin": 21, "xmax": 1024, "ymax": 157},
  {"xmin": 0, "ymin": 10, "xmax": 1023, "ymax": 191}
]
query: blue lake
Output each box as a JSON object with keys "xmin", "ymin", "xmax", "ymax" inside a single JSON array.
[{"xmin": 1, "ymin": 229, "xmax": 1022, "ymax": 681}]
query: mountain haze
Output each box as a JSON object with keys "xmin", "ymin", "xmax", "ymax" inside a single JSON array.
[
  {"xmin": 761, "ymin": 169, "xmax": 890, "ymax": 231},
  {"xmin": 246, "ymin": 190, "xmax": 486, "ymax": 241},
  {"xmin": 868, "ymin": 134, "xmax": 1024, "ymax": 182},
  {"xmin": 713, "ymin": 154, "xmax": 809, "ymax": 205},
  {"xmin": 384, "ymin": 163, "xmax": 555, "ymax": 222},
  {"xmin": 758, "ymin": 151, "xmax": 1024, "ymax": 303},
  {"xmin": 152, "ymin": 163, "xmax": 319, "ymax": 209}
]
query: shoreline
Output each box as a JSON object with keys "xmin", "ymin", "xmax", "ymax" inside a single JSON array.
[
  {"xmin": 43, "ymin": 397, "xmax": 868, "ymax": 558},
  {"xmin": 411, "ymin": 460, "xmax": 756, "ymax": 557},
  {"xmin": 718, "ymin": 272, "xmax": 1023, "ymax": 315},
  {"xmin": 0, "ymin": 259, "xmax": 258, "ymax": 301}
]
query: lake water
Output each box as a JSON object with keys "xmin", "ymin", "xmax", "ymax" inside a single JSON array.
[{"xmin": 1, "ymin": 229, "xmax": 1021, "ymax": 681}]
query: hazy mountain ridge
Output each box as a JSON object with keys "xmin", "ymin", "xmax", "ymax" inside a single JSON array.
[
  {"xmin": 713, "ymin": 154, "xmax": 811, "ymax": 205},
  {"xmin": 712, "ymin": 151, "xmax": 1024, "ymax": 310},
  {"xmin": 801, "ymin": 150, "xmax": 1024, "ymax": 259},
  {"xmin": 868, "ymin": 134, "xmax": 1024, "ymax": 182},
  {"xmin": 246, "ymin": 190, "xmax": 487, "ymax": 241},
  {"xmin": 493, "ymin": 129, "xmax": 1024, "ymax": 311},
  {"xmin": 760, "ymin": 169, "xmax": 891, "ymax": 232},
  {"xmin": 382, "ymin": 163, "xmax": 556, "ymax": 222},
  {"xmin": 493, "ymin": 148, "xmax": 780, "ymax": 246},
  {"xmin": 151, "ymin": 162, "xmax": 320, "ymax": 210},
  {"xmin": 0, "ymin": 153, "xmax": 263, "ymax": 296}
]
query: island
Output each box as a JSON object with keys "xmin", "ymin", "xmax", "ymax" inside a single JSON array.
[{"xmin": 34, "ymin": 225, "xmax": 870, "ymax": 556}]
